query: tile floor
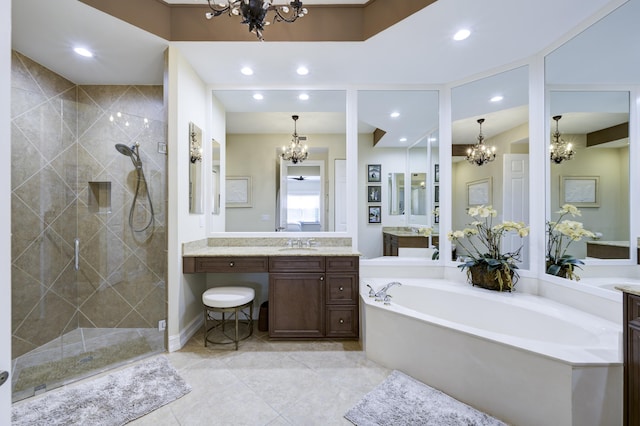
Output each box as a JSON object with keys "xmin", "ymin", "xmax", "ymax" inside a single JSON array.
[{"xmin": 129, "ymin": 328, "xmax": 391, "ymax": 425}]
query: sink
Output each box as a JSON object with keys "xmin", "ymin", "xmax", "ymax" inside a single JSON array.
[{"xmin": 278, "ymin": 247, "xmax": 318, "ymax": 252}]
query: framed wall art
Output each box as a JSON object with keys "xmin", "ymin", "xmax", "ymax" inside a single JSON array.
[
  {"xmin": 561, "ymin": 176, "xmax": 599, "ymax": 207},
  {"xmin": 367, "ymin": 164, "xmax": 381, "ymax": 182},
  {"xmin": 368, "ymin": 206, "xmax": 381, "ymax": 223},
  {"xmin": 367, "ymin": 185, "xmax": 381, "ymax": 202},
  {"xmin": 226, "ymin": 176, "xmax": 252, "ymax": 208},
  {"xmin": 467, "ymin": 177, "xmax": 492, "ymax": 207}
]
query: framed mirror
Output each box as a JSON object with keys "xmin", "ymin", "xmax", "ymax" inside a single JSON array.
[
  {"xmin": 451, "ymin": 66, "xmax": 530, "ymax": 267},
  {"xmin": 211, "ymin": 89, "xmax": 346, "ymax": 232},
  {"xmin": 211, "ymin": 138, "xmax": 220, "ymax": 215},
  {"xmin": 189, "ymin": 122, "xmax": 203, "ymax": 214}
]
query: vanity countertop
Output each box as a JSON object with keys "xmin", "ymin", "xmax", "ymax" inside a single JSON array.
[
  {"xmin": 183, "ymin": 237, "xmax": 360, "ymax": 257},
  {"xmin": 615, "ymin": 285, "xmax": 640, "ymax": 297},
  {"xmin": 382, "ymin": 227, "xmax": 435, "ymax": 237}
]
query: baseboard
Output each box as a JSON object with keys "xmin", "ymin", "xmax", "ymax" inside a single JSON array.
[{"xmin": 168, "ymin": 314, "xmax": 203, "ymax": 352}]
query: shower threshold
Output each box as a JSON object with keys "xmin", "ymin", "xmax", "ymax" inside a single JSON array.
[{"xmin": 11, "ymin": 327, "xmax": 164, "ymax": 402}]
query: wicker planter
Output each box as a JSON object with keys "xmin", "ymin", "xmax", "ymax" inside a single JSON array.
[
  {"xmin": 546, "ymin": 261, "xmax": 569, "ymax": 278},
  {"xmin": 469, "ymin": 265, "xmax": 515, "ymax": 292}
]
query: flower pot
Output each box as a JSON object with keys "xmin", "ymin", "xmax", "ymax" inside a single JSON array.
[
  {"xmin": 469, "ymin": 265, "xmax": 515, "ymax": 292},
  {"xmin": 546, "ymin": 261, "xmax": 569, "ymax": 279}
]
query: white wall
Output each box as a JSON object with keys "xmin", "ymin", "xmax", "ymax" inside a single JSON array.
[
  {"xmin": 1, "ymin": 0, "xmax": 11, "ymax": 421},
  {"xmin": 166, "ymin": 46, "xmax": 209, "ymax": 351},
  {"xmin": 358, "ymin": 133, "xmax": 408, "ymax": 258}
]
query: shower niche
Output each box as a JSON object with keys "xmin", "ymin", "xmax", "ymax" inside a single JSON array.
[{"xmin": 88, "ymin": 181, "xmax": 112, "ymax": 214}]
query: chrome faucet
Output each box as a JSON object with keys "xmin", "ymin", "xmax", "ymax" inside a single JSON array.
[{"xmin": 371, "ymin": 281, "xmax": 402, "ymax": 301}]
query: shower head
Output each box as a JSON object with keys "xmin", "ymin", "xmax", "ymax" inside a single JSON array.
[
  {"xmin": 115, "ymin": 143, "xmax": 142, "ymax": 168},
  {"xmin": 115, "ymin": 143, "xmax": 135, "ymax": 157}
]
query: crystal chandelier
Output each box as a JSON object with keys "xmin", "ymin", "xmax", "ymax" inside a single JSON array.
[
  {"xmin": 205, "ymin": 0, "xmax": 308, "ymax": 41},
  {"xmin": 549, "ymin": 115, "xmax": 574, "ymax": 164},
  {"xmin": 281, "ymin": 115, "xmax": 308, "ymax": 164},
  {"xmin": 466, "ymin": 118, "xmax": 496, "ymax": 166}
]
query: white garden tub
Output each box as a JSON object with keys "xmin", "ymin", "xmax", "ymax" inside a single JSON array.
[{"xmin": 361, "ymin": 278, "xmax": 622, "ymax": 426}]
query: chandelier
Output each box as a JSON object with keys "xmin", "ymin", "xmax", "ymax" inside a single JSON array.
[
  {"xmin": 205, "ymin": 0, "xmax": 308, "ymax": 41},
  {"xmin": 281, "ymin": 115, "xmax": 308, "ymax": 164},
  {"xmin": 466, "ymin": 118, "xmax": 496, "ymax": 166},
  {"xmin": 549, "ymin": 115, "xmax": 574, "ymax": 164}
]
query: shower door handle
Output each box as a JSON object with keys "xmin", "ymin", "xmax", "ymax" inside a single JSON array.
[{"xmin": 74, "ymin": 238, "xmax": 80, "ymax": 271}]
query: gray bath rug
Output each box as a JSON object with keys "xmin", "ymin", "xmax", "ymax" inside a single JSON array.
[
  {"xmin": 345, "ymin": 370, "xmax": 506, "ymax": 426},
  {"xmin": 11, "ymin": 356, "xmax": 191, "ymax": 426}
]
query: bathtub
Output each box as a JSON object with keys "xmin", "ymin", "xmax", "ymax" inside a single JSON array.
[
  {"xmin": 580, "ymin": 276, "xmax": 640, "ymax": 292},
  {"xmin": 361, "ymin": 278, "xmax": 622, "ymax": 426}
]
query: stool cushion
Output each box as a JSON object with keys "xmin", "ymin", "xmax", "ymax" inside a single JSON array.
[{"xmin": 203, "ymin": 287, "xmax": 255, "ymax": 308}]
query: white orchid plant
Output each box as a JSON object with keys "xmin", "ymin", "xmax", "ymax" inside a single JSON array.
[
  {"xmin": 448, "ymin": 205, "xmax": 529, "ymax": 290},
  {"xmin": 546, "ymin": 204, "xmax": 595, "ymax": 281}
]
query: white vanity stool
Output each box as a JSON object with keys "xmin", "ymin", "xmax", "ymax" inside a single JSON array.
[{"xmin": 202, "ymin": 286, "xmax": 255, "ymax": 350}]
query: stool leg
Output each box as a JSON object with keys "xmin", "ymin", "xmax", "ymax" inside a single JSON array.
[
  {"xmin": 249, "ymin": 302, "xmax": 254, "ymax": 336},
  {"xmin": 234, "ymin": 307, "xmax": 239, "ymax": 350},
  {"xmin": 203, "ymin": 308, "xmax": 208, "ymax": 347}
]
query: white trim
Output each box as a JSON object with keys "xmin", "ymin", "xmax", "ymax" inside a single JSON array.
[{"xmin": 168, "ymin": 314, "xmax": 204, "ymax": 352}]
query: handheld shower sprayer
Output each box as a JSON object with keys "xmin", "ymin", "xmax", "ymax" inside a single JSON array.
[{"xmin": 114, "ymin": 142, "xmax": 154, "ymax": 232}]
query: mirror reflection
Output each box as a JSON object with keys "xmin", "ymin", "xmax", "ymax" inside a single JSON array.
[
  {"xmin": 211, "ymin": 139, "xmax": 220, "ymax": 215},
  {"xmin": 547, "ymin": 91, "xmax": 630, "ymax": 269},
  {"xmin": 451, "ymin": 66, "xmax": 530, "ymax": 267},
  {"xmin": 212, "ymin": 90, "xmax": 346, "ymax": 232},
  {"xmin": 189, "ymin": 122, "xmax": 204, "ymax": 214},
  {"xmin": 357, "ymin": 89, "xmax": 439, "ymax": 259}
]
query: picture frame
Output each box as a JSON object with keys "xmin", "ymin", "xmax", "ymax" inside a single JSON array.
[
  {"xmin": 467, "ymin": 177, "xmax": 492, "ymax": 207},
  {"xmin": 434, "ymin": 185, "xmax": 439, "ymax": 203},
  {"xmin": 367, "ymin": 164, "xmax": 381, "ymax": 182},
  {"xmin": 367, "ymin": 185, "xmax": 381, "ymax": 203},
  {"xmin": 561, "ymin": 176, "xmax": 600, "ymax": 207},
  {"xmin": 368, "ymin": 206, "xmax": 381, "ymax": 223},
  {"xmin": 434, "ymin": 164, "xmax": 439, "ymax": 183},
  {"xmin": 225, "ymin": 176, "xmax": 252, "ymax": 208},
  {"xmin": 434, "ymin": 213, "xmax": 439, "ymax": 224}
]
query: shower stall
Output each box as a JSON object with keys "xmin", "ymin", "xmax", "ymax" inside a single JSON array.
[{"xmin": 10, "ymin": 51, "xmax": 167, "ymax": 401}]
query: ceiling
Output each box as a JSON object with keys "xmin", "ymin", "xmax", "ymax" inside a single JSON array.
[{"xmin": 10, "ymin": 0, "xmax": 634, "ymax": 147}]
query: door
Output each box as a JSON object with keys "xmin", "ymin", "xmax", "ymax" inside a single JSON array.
[
  {"xmin": 279, "ymin": 160, "xmax": 324, "ymax": 231},
  {"xmin": 502, "ymin": 154, "xmax": 529, "ymax": 269},
  {"xmin": 269, "ymin": 273, "xmax": 325, "ymax": 338}
]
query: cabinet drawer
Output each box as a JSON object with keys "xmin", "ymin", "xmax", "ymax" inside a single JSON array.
[
  {"xmin": 326, "ymin": 305, "xmax": 358, "ymax": 338},
  {"xmin": 326, "ymin": 256, "xmax": 359, "ymax": 272},
  {"xmin": 193, "ymin": 257, "xmax": 268, "ymax": 273},
  {"xmin": 269, "ymin": 256, "xmax": 325, "ymax": 272},
  {"xmin": 326, "ymin": 274, "xmax": 358, "ymax": 304}
]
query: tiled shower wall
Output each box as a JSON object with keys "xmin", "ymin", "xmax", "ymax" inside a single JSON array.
[{"xmin": 11, "ymin": 51, "xmax": 167, "ymax": 359}]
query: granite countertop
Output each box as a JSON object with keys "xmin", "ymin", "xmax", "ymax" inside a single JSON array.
[
  {"xmin": 382, "ymin": 227, "xmax": 435, "ymax": 237},
  {"xmin": 183, "ymin": 237, "xmax": 360, "ymax": 257},
  {"xmin": 615, "ymin": 285, "xmax": 640, "ymax": 296}
]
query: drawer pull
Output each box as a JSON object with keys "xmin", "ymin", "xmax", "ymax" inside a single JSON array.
[
  {"xmin": 320, "ymin": 276, "xmax": 324, "ymax": 281},
  {"xmin": 339, "ymin": 286, "xmax": 344, "ymax": 291},
  {"xmin": 339, "ymin": 319, "xmax": 344, "ymax": 324},
  {"xmin": 229, "ymin": 261, "xmax": 235, "ymax": 267}
]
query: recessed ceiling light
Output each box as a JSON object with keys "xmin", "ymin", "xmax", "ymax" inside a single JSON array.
[
  {"xmin": 490, "ymin": 95, "xmax": 504, "ymax": 102},
  {"xmin": 253, "ymin": 93, "xmax": 264, "ymax": 100},
  {"xmin": 298, "ymin": 93, "xmax": 309, "ymax": 101},
  {"xmin": 241, "ymin": 66, "xmax": 254, "ymax": 76},
  {"xmin": 453, "ymin": 29, "xmax": 471, "ymax": 41},
  {"xmin": 428, "ymin": 137, "xmax": 437, "ymax": 142},
  {"xmin": 390, "ymin": 112, "xmax": 400, "ymax": 118},
  {"xmin": 399, "ymin": 137, "xmax": 407, "ymax": 142},
  {"xmin": 73, "ymin": 47, "xmax": 93, "ymax": 58},
  {"xmin": 296, "ymin": 66, "xmax": 309, "ymax": 76}
]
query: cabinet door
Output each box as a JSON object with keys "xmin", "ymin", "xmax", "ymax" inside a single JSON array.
[
  {"xmin": 269, "ymin": 273, "xmax": 325, "ymax": 338},
  {"xmin": 326, "ymin": 273, "xmax": 358, "ymax": 305},
  {"xmin": 326, "ymin": 306, "xmax": 358, "ymax": 338}
]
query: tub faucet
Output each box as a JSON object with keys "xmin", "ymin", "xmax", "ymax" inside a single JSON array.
[{"xmin": 373, "ymin": 281, "xmax": 402, "ymax": 301}]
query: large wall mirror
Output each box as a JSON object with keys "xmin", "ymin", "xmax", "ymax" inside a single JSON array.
[
  {"xmin": 211, "ymin": 89, "xmax": 346, "ymax": 232},
  {"xmin": 189, "ymin": 122, "xmax": 204, "ymax": 214},
  {"xmin": 544, "ymin": 0, "xmax": 638, "ymax": 273},
  {"xmin": 357, "ymin": 90, "xmax": 439, "ymax": 259},
  {"xmin": 451, "ymin": 66, "xmax": 530, "ymax": 267}
]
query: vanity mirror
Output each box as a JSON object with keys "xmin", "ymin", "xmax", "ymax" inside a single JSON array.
[
  {"xmin": 211, "ymin": 89, "xmax": 346, "ymax": 232},
  {"xmin": 211, "ymin": 139, "xmax": 220, "ymax": 215},
  {"xmin": 451, "ymin": 66, "xmax": 530, "ymax": 267},
  {"xmin": 189, "ymin": 122, "xmax": 204, "ymax": 214}
]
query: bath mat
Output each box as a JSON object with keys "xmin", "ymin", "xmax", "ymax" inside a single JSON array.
[
  {"xmin": 345, "ymin": 370, "xmax": 506, "ymax": 426},
  {"xmin": 11, "ymin": 356, "xmax": 191, "ymax": 426}
]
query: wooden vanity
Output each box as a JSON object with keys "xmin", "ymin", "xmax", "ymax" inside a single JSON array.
[
  {"xmin": 382, "ymin": 227, "xmax": 438, "ymax": 256},
  {"xmin": 619, "ymin": 286, "xmax": 640, "ymax": 425},
  {"xmin": 183, "ymin": 238, "xmax": 360, "ymax": 339}
]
